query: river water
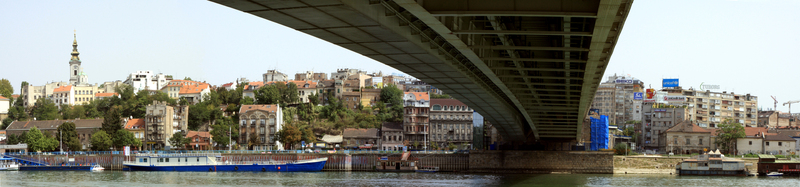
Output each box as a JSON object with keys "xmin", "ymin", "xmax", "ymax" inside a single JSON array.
[{"xmin": 2, "ymin": 171, "xmax": 799, "ymax": 186}]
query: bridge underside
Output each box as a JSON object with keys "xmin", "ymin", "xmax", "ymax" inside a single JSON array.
[{"xmin": 211, "ymin": 0, "xmax": 633, "ymax": 143}]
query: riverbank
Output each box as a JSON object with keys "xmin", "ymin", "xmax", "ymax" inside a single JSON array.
[{"xmin": 613, "ymin": 155, "xmax": 759, "ymax": 174}]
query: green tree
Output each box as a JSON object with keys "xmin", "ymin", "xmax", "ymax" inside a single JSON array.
[
  {"xmin": 210, "ymin": 117, "xmax": 239, "ymax": 149},
  {"xmin": 447, "ymin": 143, "xmax": 457, "ymax": 150},
  {"xmin": 8, "ymin": 96, "xmax": 29, "ymax": 121},
  {"xmin": 184, "ymin": 77, "xmax": 192, "ymax": 81},
  {"xmin": 26, "ymin": 126, "xmax": 56, "ymax": 152},
  {"xmin": 308, "ymin": 92, "xmax": 319, "ymax": 106},
  {"xmin": 431, "ymin": 143, "xmax": 439, "ymax": 150},
  {"xmin": 57, "ymin": 122, "xmax": 81, "ymax": 151},
  {"xmin": 614, "ymin": 143, "xmax": 630, "ymax": 155},
  {"xmin": 254, "ymin": 84, "xmax": 280, "ymax": 105},
  {"xmin": 59, "ymin": 104, "xmax": 74, "ymax": 119},
  {"xmin": 31, "ymin": 98, "xmax": 59, "ymax": 120},
  {"xmin": 301, "ymin": 127, "xmax": 316, "ymax": 145},
  {"xmin": 101, "ymin": 108, "xmax": 122, "ymax": 135},
  {"xmin": 17, "ymin": 131, "xmax": 28, "ymax": 146},
  {"xmin": 379, "ymin": 84, "xmax": 403, "ymax": 122},
  {"xmin": 277, "ymin": 124, "xmax": 302, "ymax": 150},
  {"xmin": 168, "ymin": 131, "xmax": 190, "ymax": 149},
  {"xmin": 282, "ymin": 82, "xmax": 299, "ymax": 105},
  {"xmin": 1, "ymin": 118, "xmax": 13, "ymax": 130},
  {"xmin": 623, "ymin": 127, "xmax": 635, "ymax": 136},
  {"xmin": 114, "ymin": 130, "xmax": 140, "ymax": 150},
  {"xmin": 413, "ymin": 141, "xmax": 420, "ymax": 149},
  {"xmin": 0, "ymin": 78, "xmax": 12, "ymax": 98},
  {"xmin": 6, "ymin": 134, "xmax": 18, "ymax": 145},
  {"xmin": 715, "ymin": 119, "xmax": 745, "ymax": 153},
  {"xmin": 90, "ymin": 130, "xmax": 113, "ymax": 151}
]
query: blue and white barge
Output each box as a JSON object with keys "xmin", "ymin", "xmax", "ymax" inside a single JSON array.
[{"xmin": 123, "ymin": 153, "xmax": 327, "ymax": 172}]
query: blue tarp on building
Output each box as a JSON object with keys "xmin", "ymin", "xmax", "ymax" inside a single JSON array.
[{"xmin": 589, "ymin": 115, "xmax": 609, "ymax": 151}]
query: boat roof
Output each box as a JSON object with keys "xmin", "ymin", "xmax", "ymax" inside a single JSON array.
[{"xmin": 0, "ymin": 158, "xmax": 13, "ymax": 161}]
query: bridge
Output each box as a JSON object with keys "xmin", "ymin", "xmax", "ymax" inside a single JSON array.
[{"xmin": 211, "ymin": 0, "xmax": 634, "ymax": 144}]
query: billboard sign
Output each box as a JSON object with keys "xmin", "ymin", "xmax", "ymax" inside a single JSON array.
[
  {"xmin": 633, "ymin": 92, "xmax": 644, "ymax": 100},
  {"xmin": 664, "ymin": 95, "xmax": 686, "ymax": 102},
  {"xmin": 644, "ymin": 89, "xmax": 656, "ymax": 102},
  {"xmin": 662, "ymin": 79, "xmax": 679, "ymax": 87},
  {"xmin": 615, "ymin": 79, "xmax": 634, "ymax": 84}
]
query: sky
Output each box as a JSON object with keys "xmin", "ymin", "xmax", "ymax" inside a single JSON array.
[{"xmin": 1, "ymin": 0, "xmax": 799, "ymax": 112}]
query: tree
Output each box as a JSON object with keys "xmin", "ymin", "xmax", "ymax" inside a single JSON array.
[
  {"xmin": 412, "ymin": 141, "xmax": 420, "ymax": 149},
  {"xmin": 101, "ymin": 108, "xmax": 122, "ymax": 135},
  {"xmin": 7, "ymin": 134, "xmax": 18, "ymax": 145},
  {"xmin": 254, "ymin": 84, "xmax": 280, "ymax": 105},
  {"xmin": 301, "ymin": 127, "xmax": 316, "ymax": 145},
  {"xmin": 1, "ymin": 118, "xmax": 13, "ymax": 130},
  {"xmin": 282, "ymin": 82, "xmax": 299, "ymax": 105},
  {"xmin": 447, "ymin": 143, "xmax": 457, "ymax": 150},
  {"xmin": 210, "ymin": 117, "xmax": 239, "ymax": 149},
  {"xmin": 715, "ymin": 119, "xmax": 745, "ymax": 153},
  {"xmin": 25, "ymin": 126, "xmax": 57, "ymax": 152},
  {"xmin": 308, "ymin": 92, "xmax": 320, "ymax": 106},
  {"xmin": 57, "ymin": 122, "xmax": 81, "ymax": 151},
  {"xmin": 276, "ymin": 124, "xmax": 301, "ymax": 150},
  {"xmin": 31, "ymin": 98, "xmax": 59, "ymax": 120},
  {"xmin": 114, "ymin": 130, "xmax": 140, "ymax": 150},
  {"xmin": 623, "ymin": 127, "xmax": 635, "ymax": 136},
  {"xmin": 168, "ymin": 131, "xmax": 190, "ymax": 150},
  {"xmin": 614, "ymin": 143, "xmax": 630, "ymax": 155},
  {"xmin": 91, "ymin": 131, "xmax": 113, "ymax": 151},
  {"xmin": 0, "ymin": 78, "xmax": 12, "ymax": 99},
  {"xmin": 184, "ymin": 77, "xmax": 193, "ymax": 81},
  {"xmin": 379, "ymin": 84, "xmax": 403, "ymax": 122},
  {"xmin": 431, "ymin": 143, "xmax": 439, "ymax": 150}
]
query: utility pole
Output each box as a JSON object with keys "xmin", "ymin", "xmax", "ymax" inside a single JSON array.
[
  {"xmin": 60, "ymin": 129, "xmax": 63, "ymax": 153},
  {"xmin": 229, "ymin": 125, "xmax": 232, "ymax": 151}
]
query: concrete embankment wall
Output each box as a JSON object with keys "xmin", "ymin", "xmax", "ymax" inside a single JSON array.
[{"xmin": 469, "ymin": 150, "xmax": 614, "ymax": 174}]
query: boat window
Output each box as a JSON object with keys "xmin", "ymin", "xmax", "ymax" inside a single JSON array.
[
  {"xmin": 185, "ymin": 158, "xmax": 188, "ymax": 162},
  {"xmin": 159, "ymin": 158, "xmax": 163, "ymax": 162},
  {"xmin": 143, "ymin": 158, "xmax": 148, "ymax": 162},
  {"xmin": 166, "ymin": 158, "xmax": 169, "ymax": 162},
  {"xmin": 178, "ymin": 158, "xmax": 180, "ymax": 162},
  {"xmin": 197, "ymin": 157, "xmax": 200, "ymax": 162}
]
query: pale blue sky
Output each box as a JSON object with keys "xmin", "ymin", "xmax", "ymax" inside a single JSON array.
[{"xmin": 1, "ymin": 0, "xmax": 799, "ymax": 111}]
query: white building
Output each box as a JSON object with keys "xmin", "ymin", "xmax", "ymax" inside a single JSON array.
[
  {"xmin": 52, "ymin": 85, "xmax": 74, "ymax": 106},
  {"xmin": 160, "ymin": 80, "xmax": 211, "ymax": 104},
  {"xmin": 123, "ymin": 70, "xmax": 172, "ymax": 91},
  {"xmin": 0, "ymin": 96, "xmax": 9, "ymax": 120},
  {"xmin": 263, "ymin": 70, "xmax": 288, "ymax": 83}
]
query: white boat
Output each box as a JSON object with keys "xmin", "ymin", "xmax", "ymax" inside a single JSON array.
[
  {"xmin": 0, "ymin": 158, "xmax": 19, "ymax": 171},
  {"xmin": 766, "ymin": 172, "xmax": 783, "ymax": 176},
  {"xmin": 91, "ymin": 165, "xmax": 105, "ymax": 172}
]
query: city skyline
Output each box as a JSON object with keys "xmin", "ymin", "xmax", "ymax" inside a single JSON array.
[{"xmin": 2, "ymin": 0, "xmax": 799, "ymax": 112}]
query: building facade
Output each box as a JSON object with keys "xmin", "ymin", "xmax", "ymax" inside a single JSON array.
[
  {"xmin": 145, "ymin": 101, "xmax": 178, "ymax": 150},
  {"xmin": 238, "ymin": 104, "xmax": 283, "ymax": 150},
  {"xmin": 662, "ymin": 121, "xmax": 711, "ymax": 154},
  {"xmin": 403, "ymin": 92, "xmax": 429, "ymax": 150},
  {"xmin": 381, "ymin": 122, "xmax": 404, "ymax": 151},
  {"xmin": 160, "ymin": 80, "xmax": 211, "ymax": 104},
  {"xmin": 661, "ymin": 87, "xmax": 758, "ymax": 128},
  {"xmin": 124, "ymin": 118, "xmax": 145, "ymax": 150},
  {"xmin": 430, "ymin": 99, "xmax": 474, "ymax": 149},
  {"xmin": 186, "ymin": 131, "xmax": 212, "ymax": 150},
  {"xmin": 124, "ymin": 70, "xmax": 172, "ymax": 91},
  {"xmin": 640, "ymin": 104, "xmax": 687, "ymax": 150},
  {"xmin": 589, "ymin": 74, "xmax": 644, "ymax": 125},
  {"xmin": 295, "ymin": 71, "xmax": 327, "ymax": 82},
  {"xmin": 342, "ymin": 128, "xmax": 380, "ymax": 150},
  {"xmin": 263, "ymin": 70, "xmax": 288, "ymax": 83},
  {"xmin": 6, "ymin": 119, "xmax": 103, "ymax": 150}
]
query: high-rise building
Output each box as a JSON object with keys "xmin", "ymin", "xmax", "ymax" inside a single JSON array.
[
  {"xmin": 403, "ymin": 92, "xmax": 429, "ymax": 150},
  {"xmin": 589, "ymin": 74, "xmax": 645, "ymax": 125}
]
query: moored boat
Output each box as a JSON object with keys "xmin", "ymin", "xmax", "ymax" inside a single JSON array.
[
  {"xmin": 0, "ymin": 158, "xmax": 19, "ymax": 171},
  {"xmin": 675, "ymin": 149, "xmax": 749, "ymax": 176},
  {"xmin": 766, "ymin": 172, "xmax": 783, "ymax": 176},
  {"xmin": 123, "ymin": 153, "xmax": 327, "ymax": 172},
  {"xmin": 415, "ymin": 166, "xmax": 439, "ymax": 173},
  {"xmin": 90, "ymin": 165, "xmax": 105, "ymax": 172}
]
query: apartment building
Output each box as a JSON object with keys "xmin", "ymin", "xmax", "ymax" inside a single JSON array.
[
  {"xmin": 145, "ymin": 101, "xmax": 177, "ymax": 150},
  {"xmin": 589, "ymin": 74, "xmax": 645, "ymax": 125},
  {"xmin": 430, "ymin": 99, "xmax": 474, "ymax": 149},
  {"xmin": 640, "ymin": 104, "xmax": 687, "ymax": 150},
  {"xmin": 238, "ymin": 104, "xmax": 283, "ymax": 150},
  {"xmin": 263, "ymin": 70, "xmax": 288, "ymax": 82},
  {"xmin": 661, "ymin": 87, "xmax": 758, "ymax": 128},
  {"xmin": 123, "ymin": 70, "xmax": 172, "ymax": 91},
  {"xmin": 403, "ymin": 92, "xmax": 429, "ymax": 150}
]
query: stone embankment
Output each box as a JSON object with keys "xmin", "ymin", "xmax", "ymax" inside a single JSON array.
[{"xmin": 613, "ymin": 155, "xmax": 759, "ymax": 174}]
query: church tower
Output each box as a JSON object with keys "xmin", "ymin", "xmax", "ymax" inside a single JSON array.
[{"xmin": 69, "ymin": 31, "xmax": 85, "ymax": 85}]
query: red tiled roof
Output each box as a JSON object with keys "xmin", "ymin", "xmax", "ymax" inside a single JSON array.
[
  {"xmin": 0, "ymin": 96, "xmax": 7, "ymax": 100},
  {"xmin": 743, "ymin": 127, "xmax": 768, "ymax": 137},
  {"xmin": 186, "ymin": 131, "xmax": 212, "ymax": 138},
  {"xmin": 179, "ymin": 84, "xmax": 209, "ymax": 94},
  {"xmin": 343, "ymin": 128, "xmax": 379, "ymax": 138},
  {"xmin": 95, "ymin": 93, "xmax": 119, "ymax": 97},
  {"xmin": 53, "ymin": 85, "xmax": 73, "ymax": 93},
  {"xmin": 124, "ymin": 118, "xmax": 145, "ymax": 130},
  {"xmin": 243, "ymin": 82, "xmax": 265, "ymax": 90},
  {"xmin": 431, "ymin": 99, "xmax": 467, "ymax": 108},
  {"xmin": 221, "ymin": 83, "xmax": 234, "ymax": 87},
  {"xmin": 405, "ymin": 92, "xmax": 429, "ymax": 101},
  {"xmin": 239, "ymin": 104, "xmax": 279, "ymax": 114},
  {"xmin": 11, "ymin": 94, "xmax": 19, "ymax": 99}
]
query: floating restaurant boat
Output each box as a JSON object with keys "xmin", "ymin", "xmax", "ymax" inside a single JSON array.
[
  {"xmin": 415, "ymin": 166, "xmax": 439, "ymax": 173},
  {"xmin": 123, "ymin": 153, "xmax": 327, "ymax": 172},
  {"xmin": 90, "ymin": 165, "xmax": 105, "ymax": 172},
  {"xmin": 675, "ymin": 149, "xmax": 749, "ymax": 176}
]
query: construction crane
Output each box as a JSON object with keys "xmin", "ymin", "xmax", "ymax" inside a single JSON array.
[
  {"xmin": 784, "ymin": 100, "xmax": 800, "ymax": 126},
  {"xmin": 771, "ymin": 96, "xmax": 778, "ymax": 111}
]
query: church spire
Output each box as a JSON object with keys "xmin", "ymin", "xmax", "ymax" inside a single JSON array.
[{"xmin": 71, "ymin": 30, "xmax": 80, "ymax": 61}]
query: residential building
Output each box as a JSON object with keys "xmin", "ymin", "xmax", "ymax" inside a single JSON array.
[
  {"xmin": 382, "ymin": 75, "xmax": 404, "ymax": 87},
  {"xmin": 99, "ymin": 80, "xmax": 126, "ymax": 93},
  {"xmin": 52, "ymin": 85, "xmax": 74, "ymax": 106},
  {"xmin": 0, "ymin": 96, "xmax": 9, "ymax": 121},
  {"xmin": 640, "ymin": 104, "xmax": 687, "ymax": 151},
  {"xmin": 220, "ymin": 82, "xmax": 237, "ymax": 91},
  {"xmin": 662, "ymin": 121, "xmax": 711, "ymax": 154},
  {"xmin": 242, "ymin": 82, "xmax": 265, "ymax": 99},
  {"xmin": 403, "ymin": 92, "xmax": 430, "ymax": 150},
  {"xmin": 124, "ymin": 118, "xmax": 145, "ymax": 150},
  {"xmin": 381, "ymin": 122, "xmax": 404, "ymax": 151},
  {"xmin": 758, "ymin": 111, "xmax": 791, "ymax": 127},
  {"xmin": 263, "ymin": 70, "xmax": 288, "ymax": 83},
  {"xmin": 361, "ymin": 89, "xmax": 381, "ymax": 107},
  {"xmin": 331, "ymin": 68, "xmax": 366, "ymax": 80},
  {"xmin": 19, "ymin": 81, "xmax": 69, "ymax": 107},
  {"xmin": 145, "ymin": 101, "xmax": 178, "ymax": 150},
  {"xmin": 295, "ymin": 71, "xmax": 327, "ymax": 81},
  {"xmin": 72, "ymin": 85, "xmax": 99, "ymax": 105},
  {"xmin": 173, "ymin": 105, "xmax": 189, "ymax": 132},
  {"xmin": 430, "ymin": 99, "xmax": 474, "ymax": 149},
  {"xmin": 160, "ymin": 80, "xmax": 211, "ymax": 104},
  {"xmin": 319, "ymin": 135, "xmax": 342, "ymax": 149},
  {"xmin": 588, "ymin": 74, "xmax": 644, "ymax": 125},
  {"xmin": 661, "ymin": 87, "xmax": 758, "ymax": 128},
  {"xmin": 238, "ymin": 104, "xmax": 283, "ymax": 150},
  {"xmin": 402, "ymin": 80, "xmax": 431, "ymax": 92},
  {"xmin": 342, "ymin": 92, "xmax": 361, "ymax": 109},
  {"xmin": 342, "ymin": 128, "xmax": 380, "ymax": 150},
  {"xmin": 6, "ymin": 119, "xmax": 103, "ymax": 150},
  {"xmin": 123, "ymin": 70, "xmax": 171, "ymax": 91},
  {"xmin": 288, "ymin": 80, "xmax": 319, "ymax": 104},
  {"xmin": 735, "ymin": 127, "xmax": 769, "ymax": 155},
  {"xmin": 186, "ymin": 131, "xmax": 212, "ymax": 150},
  {"xmin": 764, "ymin": 133, "xmax": 796, "ymax": 155}
]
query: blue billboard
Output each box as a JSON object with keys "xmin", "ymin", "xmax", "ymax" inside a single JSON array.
[
  {"xmin": 633, "ymin": 92, "xmax": 643, "ymax": 100},
  {"xmin": 662, "ymin": 79, "xmax": 679, "ymax": 87}
]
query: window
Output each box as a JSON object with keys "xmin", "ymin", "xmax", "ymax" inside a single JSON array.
[
  {"xmin": 749, "ymin": 141, "xmax": 752, "ymax": 145},
  {"xmin": 699, "ymin": 139, "xmax": 703, "ymax": 145},
  {"xmin": 766, "ymin": 142, "xmax": 770, "ymax": 146},
  {"xmin": 779, "ymin": 142, "xmax": 783, "ymax": 146}
]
